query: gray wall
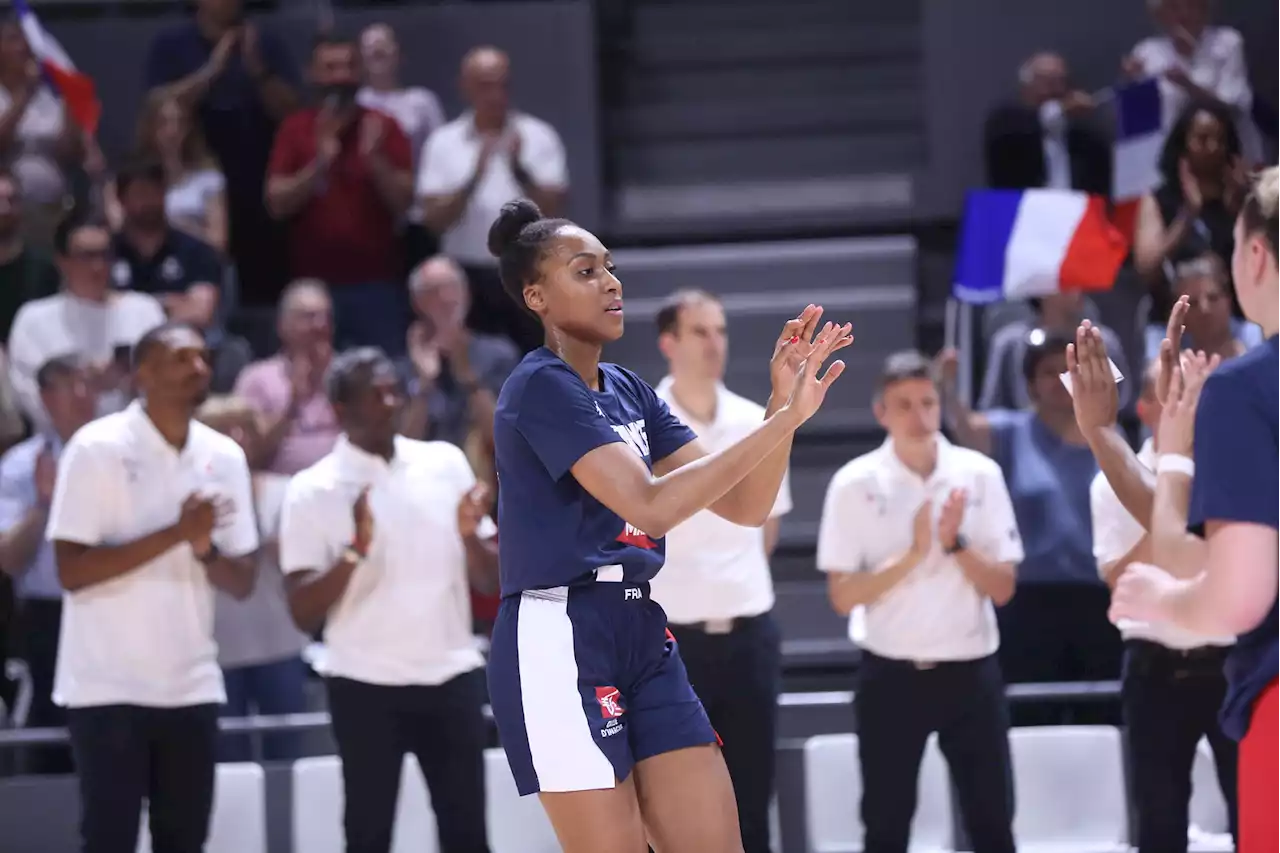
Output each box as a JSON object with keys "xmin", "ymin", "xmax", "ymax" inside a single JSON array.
[{"xmin": 39, "ymin": 1, "xmax": 604, "ymax": 229}]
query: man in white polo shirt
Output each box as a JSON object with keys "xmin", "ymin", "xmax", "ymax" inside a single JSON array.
[
  {"xmin": 817, "ymin": 350, "xmax": 1022, "ymax": 853},
  {"xmin": 417, "ymin": 46, "xmax": 567, "ymax": 352},
  {"xmin": 647, "ymin": 290, "xmax": 791, "ymax": 853},
  {"xmin": 47, "ymin": 322, "xmax": 258, "ymax": 853},
  {"xmin": 1082, "ymin": 359, "xmax": 1237, "ymax": 852},
  {"xmin": 280, "ymin": 347, "xmax": 498, "ymax": 853}
]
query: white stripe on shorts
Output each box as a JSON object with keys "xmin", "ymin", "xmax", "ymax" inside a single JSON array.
[{"xmin": 516, "ymin": 588, "xmax": 617, "ymax": 793}]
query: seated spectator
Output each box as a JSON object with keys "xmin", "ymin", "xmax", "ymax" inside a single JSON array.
[
  {"xmin": 979, "ymin": 292, "xmax": 1131, "ymax": 411},
  {"xmin": 1165, "ymin": 253, "xmax": 1251, "ymax": 360},
  {"xmin": 1124, "ymin": 0, "xmax": 1262, "ymax": 164},
  {"xmin": 941, "ymin": 337, "xmax": 1120, "ymax": 726},
  {"xmin": 233, "ymin": 278, "xmax": 339, "ymax": 474},
  {"xmin": 399, "ymin": 256, "xmax": 517, "ymax": 448},
  {"xmin": 0, "ymin": 168, "xmax": 59, "ymax": 344},
  {"xmin": 145, "ymin": 0, "xmax": 300, "ymax": 306},
  {"xmin": 0, "ymin": 21, "xmax": 95, "ymax": 247},
  {"xmin": 198, "ymin": 395, "xmax": 309, "ymax": 763},
  {"xmin": 0, "ymin": 356, "xmax": 95, "ymax": 774},
  {"xmin": 8, "ymin": 214, "xmax": 165, "ymax": 423},
  {"xmin": 107, "ymin": 96, "xmax": 228, "ymax": 253},
  {"xmin": 1133, "ymin": 101, "xmax": 1257, "ymax": 354},
  {"xmin": 984, "ymin": 52, "xmax": 1110, "ymax": 194},
  {"xmin": 110, "ymin": 159, "xmax": 251, "ymax": 392},
  {"xmin": 357, "ymin": 23, "xmax": 447, "ymax": 271},
  {"xmin": 418, "ymin": 46, "xmax": 568, "ymax": 352},
  {"xmin": 266, "ymin": 33, "xmax": 413, "ymax": 354}
]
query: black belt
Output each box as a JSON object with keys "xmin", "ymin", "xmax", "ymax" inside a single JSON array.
[{"xmin": 1125, "ymin": 639, "xmax": 1229, "ymax": 662}]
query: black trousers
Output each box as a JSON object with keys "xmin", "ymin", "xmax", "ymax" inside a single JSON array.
[
  {"xmin": 13, "ymin": 597, "xmax": 73, "ymax": 774},
  {"xmin": 67, "ymin": 703, "xmax": 219, "ymax": 853},
  {"xmin": 326, "ymin": 670, "xmax": 490, "ymax": 853},
  {"xmin": 668, "ymin": 612, "xmax": 782, "ymax": 853},
  {"xmin": 996, "ymin": 582, "xmax": 1123, "ymax": 726},
  {"xmin": 856, "ymin": 652, "xmax": 1015, "ymax": 853},
  {"xmin": 1122, "ymin": 640, "xmax": 1238, "ymax": 853},
  {"xmin": 460, "ymin": 263, "xmax": 543, "ymax": 354}
]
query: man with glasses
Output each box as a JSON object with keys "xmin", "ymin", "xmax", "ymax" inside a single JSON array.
[{"xmin": 6, "ymin": 214, "xmax": 165, "ymax": 424}]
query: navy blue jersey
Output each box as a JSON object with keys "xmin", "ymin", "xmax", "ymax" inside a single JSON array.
[
  {"xmin": 1188, "ymin": 335, "xmax": 1279, "ymax": 740},
  {"xmin": 494, "ymin": 348, "xmax": 697, "ymax": 597}
]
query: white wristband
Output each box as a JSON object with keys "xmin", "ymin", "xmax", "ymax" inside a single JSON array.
[{"xmin": 1156, "ymin": 454, "xmax": 1196, "ymax": 478}]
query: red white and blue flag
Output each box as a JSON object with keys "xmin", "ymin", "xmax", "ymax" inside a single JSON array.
[
  {"xmin": 1111, "ymin": 77, "xmax": 1167, "ymax": 239},
  {"xmin": 12, "ymin": 0, "xmax": 101, "ymax": 134}
]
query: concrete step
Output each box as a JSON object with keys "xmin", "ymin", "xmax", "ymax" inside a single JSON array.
[
  {"xmin": 632, "ymin": 0, "xmax": 920, "ymax": 38},
  {"xmin": 622, "ymin": 62, "xmax": 920, "ymax": 104},
  {"xmin": 629, "ymin": 22, "xmax": 919, "ymax": 69}
]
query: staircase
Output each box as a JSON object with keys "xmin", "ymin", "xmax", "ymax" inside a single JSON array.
[{"xmin": 603, "ymin": 0, "xmax": 926, "ymax": 240}]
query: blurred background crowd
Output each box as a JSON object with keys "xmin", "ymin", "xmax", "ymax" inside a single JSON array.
[{"xmin": 0, "ymin": 0, "xmax": 1274, "ymax": 850}]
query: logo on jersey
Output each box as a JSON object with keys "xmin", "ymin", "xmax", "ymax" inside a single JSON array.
[
  {"xmin": 611, "ymin": 419, "xmax": 650, "ymax": 459},
  {"xmin": 596, "ymin": 687, "xmax": 625, "ymax": 719},
  {"xmin": 616, "ymin": 522, "xmax": 656, "ymax": 550}
]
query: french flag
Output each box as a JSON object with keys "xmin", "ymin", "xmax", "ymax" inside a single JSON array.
[
  {"xmin": 12, "ymin": 0, "xmax": 101, "ymax": 135},
  {"xmin": 1112, "ymin": 78, "xmax": 1166, "ymax": 238},
  {"xmin": 952, "ymin": 189, "xmax": 1129, "ymax": 304}
]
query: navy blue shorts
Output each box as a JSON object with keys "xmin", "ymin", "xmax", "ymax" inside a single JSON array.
[{"xmin": 487, "ymin": 571, "xmax": 718, "ymax": 796}]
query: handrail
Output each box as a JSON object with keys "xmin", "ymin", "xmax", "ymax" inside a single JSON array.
[{"xmin": 0, "ymin": 681, "xmax": 1121, "ymax": 749}]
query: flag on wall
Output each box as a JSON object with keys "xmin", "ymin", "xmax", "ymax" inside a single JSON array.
[
  {"xmin": 1112, "ymin": 78, "xmax": 1166, "ymax": 238},
  {"xmin": 952, "ymin": 189, "xmax": 1129, "ymax": 304},
  {"xmin": 12, "ymin": 0, "xmax": 101, "ymax": 135}
]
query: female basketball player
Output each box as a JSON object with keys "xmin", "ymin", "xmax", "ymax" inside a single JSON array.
[{"xmin": 484, "ymin": 198, "xmax": 852, "ymax": 853}]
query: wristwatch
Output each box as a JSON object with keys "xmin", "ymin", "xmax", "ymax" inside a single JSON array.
[
  {"xmin": 342, "ymin": 544, "xmax": 367, "ymax": 564},
  {"xmin": 198, "ymin": 545, "xmax": 221, "ymax": 566},
  {"xmin": 942, "ymin": 534, "xmax": 968, "ymax": 556}
]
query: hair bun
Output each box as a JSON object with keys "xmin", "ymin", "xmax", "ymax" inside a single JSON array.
[{"xmin": 487, "ymin": 199, "xmax": 544, "ymax": 259}]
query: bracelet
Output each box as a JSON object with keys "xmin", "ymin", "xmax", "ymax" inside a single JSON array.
[{"xmin": 1156, "ymin": 454, "xmax": 1196, "ymax": 478}]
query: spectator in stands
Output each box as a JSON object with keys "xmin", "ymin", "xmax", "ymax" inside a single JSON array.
[
  {"xmin": 979, "ymin": 292, "xmax": 1130, "ymax": 411},
  {"xmin": 819, "ymin": 350, "xmax": 1020, "ymax": 853},
  {"xmin": 0, "ymin": 356, "xmax": 94, "ymax": 775},
  {"xmin": 940, "ymin": 337, "xmax": 1121, "ymax": 725},
  {"xmin": 1124, "ymin": 0, "xmax": 1261, "ymax": 163},
  {"xmin": 48, "ymin": 322, "xmax": 257, "ymax": 853},
  {"xmin": 418, "ymin": 47, "xmax": 568, "ymax": 352},
  {"xmin": 106, "ymin": 96, "xmax": 228, "ymax": 253},
  {"xmin": 647, "ymin": 289, "xmax": 791, "ymax": 853},
  {"xmin": 0, "ymin": 168, "xmax": 58, "ymax": 343},
  {"xmin": 983, "ymin": 52, "xmax": 1110, "ymax": 195},
  {"xmin": 267, "ymin": 33, "xmax": 414, "ymax": 354},
  {"xmin": 233, "ymin": 278, "xmax": 339, "ymax": 474},
  {"xmin": 281, "ymin": 347, "xmax": 498, "ymax": 853},
  {"xmin": 110, "ymin": 159, "xmax": 251, "ymax": 393},
  {"xmin": 145, "ymin": 0, "xmax": 300, "ymax": 307},
  {"xmin": 0, "ymin": 20, "xmax": 95, "ymax": 247},
  {"xmin": 358, "ymin": 23, "xmax": 447, "ymax": 272},
  {"xmin": 1083, "ymin": 356, "xmax": 1237, "ymax": 853},
  {"xmin": 198, "ymin": 395, "xmax": 309, "ymax": 762},
  {"xmin": 0, "ymin": 349, "xmax": 23, "ymax": 453},
  {"xmin": 8, "ymin": 214, "xmax": 165, "ymax": 424},
  {"xmin": 399, "ymin": 256, "xmax": 517, "ymax": 448},
  {"xmin": 1132, "ymin": 101, "xmax": 1255, "ymax": 358},
  {"xmin": 1170, "ymin": 253, "xmax": 1250, "ymax": 360}
]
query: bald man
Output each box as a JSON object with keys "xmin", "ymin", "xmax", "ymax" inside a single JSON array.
[
  {"xmin": 398, "ymin": 256, "xmax": 518, "ymax": 448},
  {"xmin": 982, "ymin": 51, "xmax": 1110, "ymax": 194},
  {"xmin": 417, "ymin": 46, "xmax": 568, "ymax": 352}
]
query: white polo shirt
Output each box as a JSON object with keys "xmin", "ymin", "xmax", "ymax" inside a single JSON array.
[
  {"xmin": 279, "ymin": 435, "xmax": 495, "ymax": 687},
  {"xmin": 816, "ymin": 436, "xmax": 1024, "ymax": 662},
  {"xmin": 416, "ymin": 111, "xmax": 568, "ymax": 265},
  {"xmin": 1089, "ymin": 439, "xmax": 1233, "ymax": 650},
  {"xmin": 649, "ymin": 379, "xmax": 792, "ymax": 624},
  {"xmin": 46, "ymin": 402, "xmax": 259, "ymax": 708}
]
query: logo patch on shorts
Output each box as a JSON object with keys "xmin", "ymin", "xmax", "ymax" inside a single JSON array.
[{"xmin": 595, "ymin": 686, "xmax": 625, "ymax": 719}]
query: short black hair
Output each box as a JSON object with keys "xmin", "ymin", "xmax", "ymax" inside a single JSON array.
[
  {"xmin": 115, "ymin": 158, "xmax": 166, "ymax": 197},
  {"xmin": 1021, "ymin": 328, "xmax": 1073, "ymax": 383},
  {"xmin": 655, "ymin": 289, "xmax": 720, "ymax": 337},
  {"xmin": 53, "ymin": 209, "xmax": 111, "ymax": 257},
  {"xmin": 325, "ymin": 346, "xmax": 394, "ymax": 407},
  {"xmin": 132, "ymin": 321, "xmax": 204, "ymax": 371},
  {"xmin": 876, "ymin": 350, "xmax": 934, "ymax": 395},
  {"xmin": 36, "ymin": 355, "xmax": 84, "ymax": 391},
  {"xmin": 487, "ymin": 199, "xmax": 574, "ymax": 315}
]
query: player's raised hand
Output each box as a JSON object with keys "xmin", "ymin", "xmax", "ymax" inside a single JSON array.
[
  {"xmin": 782, "ymin": 321, "xmax": 853, "ymax": 425},
  {"xmin": 768, "ymin": 304, "xmax": 824, "ymax": 400},
  {"xmin": 1066, "ymin": 320, "xmax": 1118, "ymax": 432},
  {"xmin": 1156, "ymin": 295, "xmax": 1190, "ymax": 405}
]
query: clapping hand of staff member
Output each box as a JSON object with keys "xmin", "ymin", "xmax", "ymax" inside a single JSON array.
[
  {"xmin": 911, "ymin": 500, "xmax": 934, "ymax": 557},
  {"xmin": 352, "ymin": 488, "xmax": 375, "ymax": 558},
  {"xmin": 34, "ymin": 448, "xmax": 57, "ymax": 509},
  {"xmin": 1066, "ymin": 320, "xmax": 1119, "ymax": 432},
  {"xmin": 1111, "ymin": 561, "xmax": 1180, "ymax": 625},
  {"xmin": 1158, "ymin": 348, "xmax": 1220, "ymax": 456},
  {"xmin": 936, "ymin": 489, "xmax": 967, "ymax": 551},
  {"xmin": 457, "ymin": 484, "xmax": 492, "ymax": 540},
  {"xmin": 178, "ymin": 493, "xmax": 232, "ymax": 559}
]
